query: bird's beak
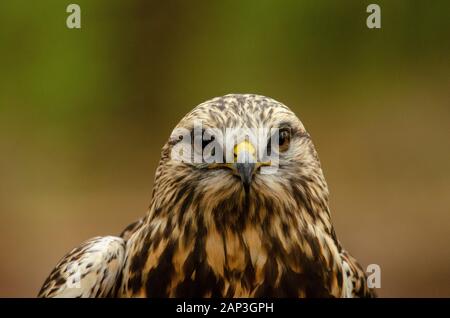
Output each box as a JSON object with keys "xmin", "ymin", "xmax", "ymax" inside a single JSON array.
[
  {"xmin": 235, "ymin": 162, "xmax": 255, "ymax": 193},
  {"xmin": 233, "ymin": 140, "xmax": 257, "ymax": 193},
  {"xmin": 206, "ymin": 140, "xmax": 271, "ymax": 193}
]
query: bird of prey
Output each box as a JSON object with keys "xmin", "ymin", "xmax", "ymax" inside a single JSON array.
[{"xmin": 38, "ymin": 94, "xmax": 375, "ymax": 298}]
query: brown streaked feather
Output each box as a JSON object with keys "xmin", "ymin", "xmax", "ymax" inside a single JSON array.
[{"xmin": 38, "ymin": 236, "xmax": 125, "ymax": 298}]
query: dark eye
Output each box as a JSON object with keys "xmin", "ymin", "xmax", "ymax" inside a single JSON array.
[
  {"xmin": 192, "ymin": 129, "xmax": 217, "ymax": 161},
  {"xmin": 278, "ymin": 128, "xmax": 291, "ymax": 152},
  {"xmin": 266, "ymin": 128, "xmax": 291, "ymax": 155},
  {"xmin": 191, "ymin": 129, "xmax": 209, "ymax": 150},
  {"xmin": 203, "ymin": 135, "xmax": 215, "ymax": 155},
  {"xmin": 202, "ymin": 135, "xmax": 215, "ymax": 150}
]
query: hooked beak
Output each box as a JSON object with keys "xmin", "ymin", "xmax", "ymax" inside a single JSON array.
[
  {"xmin": 235, "ymin": 162, "xmax": 255, "ymax": 194},
  {"xmin": 233, "ymin": 140, "xmax": 257, "ymax": 194},
  {"xmin": 207, "ymin": 140, "xmax": 270, "ymax": 193}
]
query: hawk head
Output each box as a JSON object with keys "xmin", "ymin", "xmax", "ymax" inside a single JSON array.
[{"xmin": 148, "ymin": 94, "xmax": 333, "ymax": 238}]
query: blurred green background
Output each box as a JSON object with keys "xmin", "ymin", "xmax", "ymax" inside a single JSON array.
[{"xmin": 0, "ymin": 0, "xmax": 449, "ymax": 297}]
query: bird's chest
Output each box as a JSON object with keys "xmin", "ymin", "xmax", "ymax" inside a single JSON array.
[
  {"xmin": 120, "ymin": 226, "xmax": 341, "ymax": 297},
  {"xmin": 120, "ymin": 231, "xmax": 258, "ymax": 297}
]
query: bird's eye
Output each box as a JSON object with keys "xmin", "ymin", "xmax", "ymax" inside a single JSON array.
[
  {"xmin": 203, "ymin": 135, "xmax": 213, "ymax": 148},
  {"xmin": 203, "ymin": 135, "xmax": 215, "ymax": 156},
  {"xmin": 190, "ymin": 129, "xmax": 207, "ymax": 148},
  {"xmin": 278, "ymin": 128, "xmax": 291, "ymax": 152},
  {"xmin": 266, "ymin": 127, "xmax": 291, "ymax": 156},
  {"xmin": 191, "ymin": 129, "xmax": 218, "ymax": 162}
]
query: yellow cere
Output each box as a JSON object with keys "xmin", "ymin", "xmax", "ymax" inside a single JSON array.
[{"xmin": 233, "ymin": 141, "xmax": 256, "ymax": 160}]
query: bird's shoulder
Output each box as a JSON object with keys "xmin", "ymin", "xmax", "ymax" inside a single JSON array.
[{"xmin": 38, "ymin": 236, "xmax": 126, "ymax": 298}]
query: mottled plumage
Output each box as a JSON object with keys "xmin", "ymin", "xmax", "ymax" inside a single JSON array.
[
  {"xmin": 38, "ymin": 236, "xmax": 125, "ymax": 297},
  {"xmin": 38, "ymin": 94, "xmax": 375, "ymax": 298}
]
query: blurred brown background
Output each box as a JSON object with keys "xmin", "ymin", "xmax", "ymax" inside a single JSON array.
[{"xmin": 0, "ymin": 1, "xmax": 449, "ymax": 297}]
